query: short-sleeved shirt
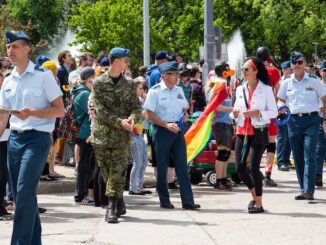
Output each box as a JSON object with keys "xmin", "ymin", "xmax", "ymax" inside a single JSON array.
[
  {"xmin": 1, "ymin": 60, "xmax": 62, "ymax": 132},
  {"xmin": 144, "ymin": 81, "xmax": 188, "ymax": 122},
  {"xmin": 277, "ymin": 72, "xmax": 326, "ymax": 114}
]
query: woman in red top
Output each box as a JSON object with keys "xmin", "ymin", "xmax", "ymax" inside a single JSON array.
[{"xmin": 232, "ymin": 57, "xmax": 277, "ymax": 213}]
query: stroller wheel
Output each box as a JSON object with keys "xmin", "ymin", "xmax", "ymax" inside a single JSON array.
[{"xmin": 205, "ymin": 170, "xmax": 216, "ymax": 186}]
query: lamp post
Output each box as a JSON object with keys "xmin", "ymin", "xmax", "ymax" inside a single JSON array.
[
  {"xmin": 143, "ymin": 0, "xmax": 150, "ymax": 66},
  {"xmin": 203, "ymin": 0, "xmax": 214, "ymax": 86}
]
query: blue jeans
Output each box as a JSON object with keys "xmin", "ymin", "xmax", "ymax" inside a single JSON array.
[
  {"xmin": 276, "ymin": 124, "xmax": 291, "ymax": 167},
  {"xmin": 8, "ymin": 131, "xmax": 51, "ymax": 245},
  {"xmin": 287, "ymin": 113, "xmax": 319, "ymax": 194},
  {"xmin": 316, "ymin": 118, "xmax": 326, "ymax": 177},
  {"xmin": 153, "ymin": 125, "xmax": 194, "ymax": 205},
  {"xmin": 130, "ymin": 135, "xmax": 148, "ymax": 191}
]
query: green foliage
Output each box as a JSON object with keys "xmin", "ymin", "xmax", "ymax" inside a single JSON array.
[
  {"xmin": 6, "ymin": 0, "xmax": 64, "ymax": 44},
  {"xmin": 67, "ymin": 0, "xmax": 325, "ymax": 66}
]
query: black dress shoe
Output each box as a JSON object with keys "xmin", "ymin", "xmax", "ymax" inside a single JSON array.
[
  {"xmin": 302, "ymin": 192, "xmax": 314, "ymax": 200},
  {"xmin": 294, "ymin": 194, "xmax": 305, "ymax": 200},
  {"xmin": 38, "ymin": 207, "xmax": 47, "ymax": 213},
  {"xmin": 248, "ymin": 206, "xmax": 264, "ymax": 214},
  {"xmin": 160, "ymin": 203, "xmax": 175, "ymax": 209},
  {"xmin": 182, "ymin": 203, "xmax": 201, "ymax": 210}
]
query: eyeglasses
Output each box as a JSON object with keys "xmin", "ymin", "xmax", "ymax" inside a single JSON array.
[{"xmin": 291, "ymin": 60, "xmax": 304, "ymax": 65}]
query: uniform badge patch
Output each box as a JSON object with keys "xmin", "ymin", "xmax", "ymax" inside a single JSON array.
[{"xmin": 177, "ymin": 93, "xmax": 183, "ymax": 99}]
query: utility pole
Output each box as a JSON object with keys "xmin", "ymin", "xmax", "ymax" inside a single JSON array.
[
  {"xmin": 143, "ymin": 0, "xmax": 150, "ymax": 66},
  {"xmin": 203, "ymin": 0, "xmax": 214, "ymax": 85}
]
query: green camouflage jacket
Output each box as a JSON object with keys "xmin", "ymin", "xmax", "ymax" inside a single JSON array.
[{"xmin": 91, "ymin": 72, "xmax": 141, "ymax": 148}]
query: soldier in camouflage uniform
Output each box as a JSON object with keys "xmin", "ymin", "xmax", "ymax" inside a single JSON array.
[{"xmin": 91, "ymin": 47, "xmax": 140, "ymax": 223}]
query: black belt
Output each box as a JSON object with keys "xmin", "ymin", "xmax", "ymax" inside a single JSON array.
[
  {"xmin": 11, "ymin": 129, "xmax": 38, "ymax": 134},
  {"xmin": 167, "ymin": 121, "xmax": 179, "ymax": 124},
  {"xmin": 291, "ymin": 112, "xmax": 318, "ymax": 117}
]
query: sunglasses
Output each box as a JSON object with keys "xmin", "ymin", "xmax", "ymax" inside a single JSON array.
[
  {"xmin": 322, "ymin": 69, "xmax": 326, "ymax": 72},
  {"xmin": 291, "ymin": 60, "xmax": 304, "ymax": 65},
  {"xmin": 242, "ymin": 67, "xmax": 249, "ymax": 72}
]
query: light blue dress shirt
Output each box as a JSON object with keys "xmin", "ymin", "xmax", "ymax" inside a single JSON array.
[
  {"xmin": 144, "ymin": 81, "xmax": 188, "ymax": 122},
  {"xmin": 1, "ymin": 61, "xmax": 63, "ymax": 132},
  {"xmin": 277, "ymin": 72, "xmax": 326, "ymax": 114}
]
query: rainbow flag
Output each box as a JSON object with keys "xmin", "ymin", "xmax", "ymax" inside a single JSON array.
[{"xmin": 185, "ymin": 80, "xmax": 228, "ymax": 163}]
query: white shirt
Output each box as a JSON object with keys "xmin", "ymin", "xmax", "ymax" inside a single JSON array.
[
  {"xmin": 232, "ymin": 80, "xmax": 278, "ymax": 127},
  {"xmin": 144, "ymin": 81, "xmax": 188, "ymax": 122},
  {"xmin": 1, "ymin": 61, "xmax": 63, "ymax": 132}
]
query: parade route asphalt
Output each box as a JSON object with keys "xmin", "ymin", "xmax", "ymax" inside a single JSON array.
[{"xmin": 1, "ymin": 166, "xmax": 326, "ymax": 245}]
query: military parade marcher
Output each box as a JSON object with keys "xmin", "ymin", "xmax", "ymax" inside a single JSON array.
[
  {"xmin": 315, "ymin": 60, "xmax": 326, "ymax": 187},
  {"xmin": 91, "ymin": 47, "xmax": 141, "ymax": 223},
  {"xmin": 277, "ymin": 52, "xmax": 326, "ymax": 200},
  {"xmin": 0, "ymin": 30, "xmax": 64, "ymax": 245},
  {"xmin": 144, "ymin": 61, "xmax": 200, "ymax": 210},
  {"xmin": 276, "ymin": 61, "xmax": 293, "ymax": 171},
  {"xmin": 256, "ymin": 47, "xmax": 281, "ymax": 187},
  {"xmin": 232, "ymin": 57, "xmax": 277, "ymax": 213}
]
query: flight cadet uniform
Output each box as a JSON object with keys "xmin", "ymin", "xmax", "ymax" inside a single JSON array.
[
  {"xmin": 277, "ymin": 52, "xmax": 326, "ymax": 198},
  {"xmin": 144, "ymin": 61, "xmax": 198, "ymax": 209},
  {"xmin": 91, "ymin": 48, "xmax": 140, "ymax": 208},
  {"xmin": 1, "ymin": 30, "xmax": 63, "ymax": 245}
]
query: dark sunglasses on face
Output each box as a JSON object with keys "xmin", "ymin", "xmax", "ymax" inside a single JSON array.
[
  {"xmin": 322, "ymin": 69, "xmax": 326, "ymax": 72},
  {"xmin": 291, "ymin": 60, "xmax": 304, "ymax": 65},
  {"xmin": 242, "ymin": 67, "xmax": 249, "ymax": 72}
]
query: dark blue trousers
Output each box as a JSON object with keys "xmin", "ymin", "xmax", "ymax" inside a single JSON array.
[
  {"xmin": 8, "ymin": 131, "xmax": 51, "ymax": 245},
  {"xmin": 316, "ymin": 118, "xmax": 326, "ymax": 177},
  {"xmin": 153, "ymin": 126, "xmax": 194, "ymax": 205},
  {"xmin": 276, "ymin": 124, "xmax": 291, "ymax": 168},
  {"xmin": 287, "ymin": 114, "xmax": 319, "ymax": 194},
  {"xmin": 0, "ymin": 141, "xmax": 8, "ymax": 215}
]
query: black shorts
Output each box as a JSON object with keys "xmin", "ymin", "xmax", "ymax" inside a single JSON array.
[{"xmin": 212, "ymin": 122, "xmax": 233, "ymax": 148}]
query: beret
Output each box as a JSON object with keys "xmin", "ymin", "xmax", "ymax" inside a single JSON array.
[
  {"xmin": 80, "ymin": 66, "xmax": 95, "ymax": 80},
  {"xmin": 109, "ymin": 47, "xmax": 130, "ymax": 58},
  {"xmin": 290, "ymin": 52, "xmax": 304, "ymax": 62},
  {"xmin": 99, "ymin": 57, "xmax": 110, "ymax": 67},
  {"xmin": 281, "ymin": 61, "xmax": 291, "ymax": 69},
  {"xmin": 158, "ymin": 61, "xmax": 178, "ymax": 74},
  {"xmin": 5, "ymin": 29, "xmax": 29, "ymax": 44},
  {"xmin": 155, "ymin": 51, "xmax": 171, "ymax": 61}
]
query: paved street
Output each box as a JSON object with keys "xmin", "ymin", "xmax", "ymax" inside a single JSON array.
[{"xmin": 1, "ymin": 166, "xmax": 326, "ymax": 245}]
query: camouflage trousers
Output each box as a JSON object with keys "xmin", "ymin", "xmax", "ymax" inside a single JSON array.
[{"xmin": 94, "ymin": 147, "xmax": 129, "ymax": 198}]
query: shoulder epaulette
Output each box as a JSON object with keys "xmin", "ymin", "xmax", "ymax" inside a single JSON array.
[
  {"xmin": 34, "ymin": 65, "xmax": 45, "ymax": 72},
  {"xmin": 284, "ymin": 75, "xmax": 291, "ymax": 79}
]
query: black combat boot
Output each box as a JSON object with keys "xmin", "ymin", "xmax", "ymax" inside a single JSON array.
[
  {"xmin": 107, "ymin": 197, "xmax": 119, "ymax": 223},
  {"xmin": 116, "ymin": 197, "xmax": 126, "ymax": 218}
]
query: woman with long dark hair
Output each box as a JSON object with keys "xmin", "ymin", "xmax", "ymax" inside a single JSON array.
[{"xmin": 232, "ymin": 57, "xmax": 277, "ymax": 213}]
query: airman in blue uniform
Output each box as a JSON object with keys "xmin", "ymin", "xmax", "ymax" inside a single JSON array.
[
  {"xmin": 277, "ymin": 52, "xmax": 326, "ymax": 200},
  {"xmin": 144, "ymin": 61, "xmax": 200, "ymax": 210},
  {"xmin": 0, "ymin": 30, "xmax": 64, "ymax": 245}
]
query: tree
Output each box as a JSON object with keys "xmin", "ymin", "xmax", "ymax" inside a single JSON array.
[{"xmin": 6, "ymin": 0, "xmax": 64, "ymax": 44}]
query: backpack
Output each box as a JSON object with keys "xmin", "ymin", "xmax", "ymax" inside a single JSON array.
[{"xmin": 57, "ymin": 90, "xmax": 86, "ymax": 143}]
